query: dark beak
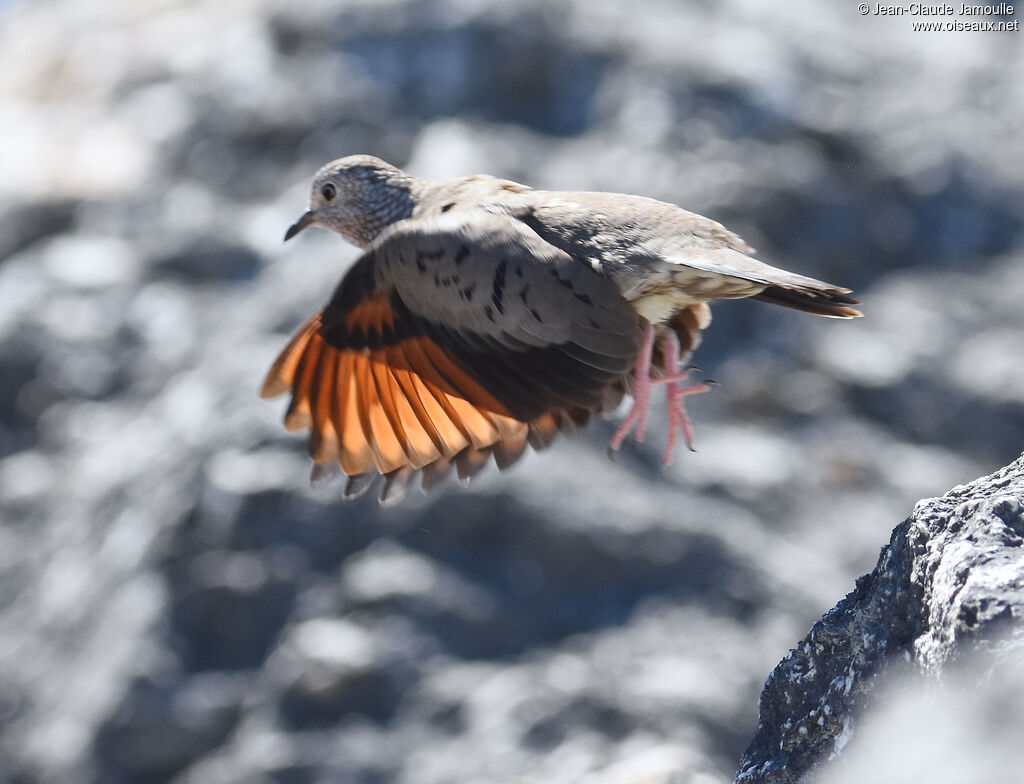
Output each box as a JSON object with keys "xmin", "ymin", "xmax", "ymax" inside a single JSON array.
[{"xmin": 284, "ymin": 210, "xmax": 316, "ymax": 241}]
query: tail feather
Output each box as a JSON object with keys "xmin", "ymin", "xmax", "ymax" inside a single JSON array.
[{"xmin": 753, "ymin": 285, "xmax": 862, "ymax": 318}]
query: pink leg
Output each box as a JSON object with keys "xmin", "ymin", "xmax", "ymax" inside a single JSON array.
[
  {"xmin": 608, "ymin": 322, "xmax": 711, "ymax": 465},
  {"xmin": 608, "ymin": 321, "xmax": 657, "ymax": 451},
  {"xmin": 653, "ymin": 329, "xmax": 710, "ymax": 464}
]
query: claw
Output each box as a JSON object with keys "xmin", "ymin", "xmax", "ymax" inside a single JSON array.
[{"xmin": 609, "ymin": 322, "xmax": 712, "ymax": 466}]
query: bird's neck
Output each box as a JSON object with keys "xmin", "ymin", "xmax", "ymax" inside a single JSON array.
[{"xmin": 348, "ymin": 175, "xmax": 419, "ymax": 248}]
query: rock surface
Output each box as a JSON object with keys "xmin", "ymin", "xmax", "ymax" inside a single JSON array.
[
  {"xmin": 738, "ymin": 454, "xmax": 1024, "ymax": 783},
  {"xmin": 0, "ymin": 1, "xmax": 1021, "ymax": 783}
]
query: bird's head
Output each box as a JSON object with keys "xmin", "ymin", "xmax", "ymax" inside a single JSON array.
[{"xmin": 284, "ymin": 155, "xmax": 416, "ymax": 249}]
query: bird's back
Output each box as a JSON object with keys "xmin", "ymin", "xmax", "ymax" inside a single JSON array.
[{"xmin": 471, "ymin": 187, "xmax": 859, "ymax": 319}]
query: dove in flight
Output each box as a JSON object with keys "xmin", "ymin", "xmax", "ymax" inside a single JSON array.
[{"xmin": 262, "ymin": 155, "xmax": 861, "ymax": 502}]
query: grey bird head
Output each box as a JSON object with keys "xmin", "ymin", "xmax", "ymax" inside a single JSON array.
[{"xmin": 284, "ymin": 155, "xmax": 416, "ymax": 249}]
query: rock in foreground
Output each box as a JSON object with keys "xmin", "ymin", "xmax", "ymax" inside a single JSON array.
[{"xmin": 738, "ymin": 454, "xmax": 1024, "ymax": 783}]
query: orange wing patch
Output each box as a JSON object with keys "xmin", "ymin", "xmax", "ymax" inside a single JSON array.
[{"xmin": 261, "ymin": 297, "xmax": 539, "ymax": 479}]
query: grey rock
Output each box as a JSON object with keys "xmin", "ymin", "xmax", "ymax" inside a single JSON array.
[{"xmin": 737, "ymin": 454, "xmax": 1024, "ymax": 783}]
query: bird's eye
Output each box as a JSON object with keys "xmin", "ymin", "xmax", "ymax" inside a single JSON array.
[{"xmin": 320, "ymin": 183, "xmax": 337, "ymax": 201}]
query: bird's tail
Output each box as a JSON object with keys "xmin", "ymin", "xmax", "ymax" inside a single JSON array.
[{"xmin": 753, "ymin": 285, "xmax": 862, "ymax": 318}]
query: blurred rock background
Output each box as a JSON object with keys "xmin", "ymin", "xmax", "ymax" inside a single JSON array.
[{"xmin": 0, "ymin": 0, "xmax": 1021, "ymax": 782}]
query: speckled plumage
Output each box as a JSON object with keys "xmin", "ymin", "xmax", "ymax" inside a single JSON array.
[{"xmin": 264, "ymin": 156, "xmax": 861, "ymax": 502}]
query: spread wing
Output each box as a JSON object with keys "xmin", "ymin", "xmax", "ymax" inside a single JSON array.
[{"xmin": 262, "ymin": 212, "xmax": 643, "ymax": 496}]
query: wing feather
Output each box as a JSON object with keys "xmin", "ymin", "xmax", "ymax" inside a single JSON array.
[
  {"xmin": 368, "ymin": 356, "xmax": 414, "ymax": 463},
  {"xmin": 283, "ymin": 336, "xmax": 322, "ymax": 431},
  {"xmin": 336, "ymin": 354, "xmax": 374, "ymax": 475},
  {"xmin": 385, "ymin": 345, "xmax": 450, "ymax": 459},
  {"xmin": 309, "ymin": 349, "xmax": 340, "ymax": 464},
  {"xmin": 261, "ymin": 316, "xmax": 319, "ymax": 398}
]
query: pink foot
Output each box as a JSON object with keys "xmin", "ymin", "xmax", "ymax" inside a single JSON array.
[
  {"xmin": 654, "ymin": 328, "xmax": 711, "ymax": 464},
  {"xmin": 608, "ymin": 322, "xmax": 656, "ymax": 452},
  {"xmin": 608, "ymin": 322, "xmax": 711, "ymax": 466}
]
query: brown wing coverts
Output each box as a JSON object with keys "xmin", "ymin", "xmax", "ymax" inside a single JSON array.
[
  {"xmin": 373, "ymin": 215, "xmax": 643, "ymax": 418},
  {"xmin": 261, "ymin": 213, "xmax": 644, "ymax": 486}
]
